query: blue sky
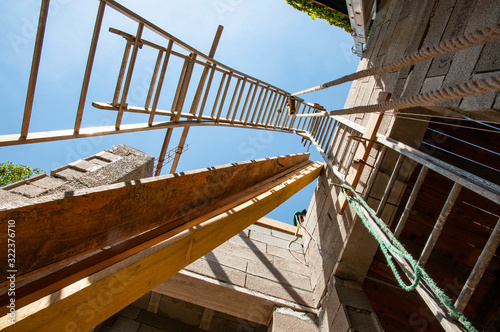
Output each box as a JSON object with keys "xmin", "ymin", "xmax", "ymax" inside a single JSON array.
[{"xmin": 0, "ymin": 0, "xmax": 359, "ymax": 223}]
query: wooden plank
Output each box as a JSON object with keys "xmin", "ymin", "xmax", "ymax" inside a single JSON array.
[
  {"xmin": 0, "ymin": 154, "xmax": 310, "ymax": 282},
  {"xmin": 338, "ymin": 93, "xmax": 389, "ymax": 213},
  {"xmin": 147, "ymin": 292, "xmax": 161, "ymax": 314},
  {"xmin": 156, "ymin": 272, "xmax": 274, "ymax": 326},
  {"xmin": 0, "ymin": 159, "xmax": 322, "ymax": 331},
  {"xmin": 199, "ymin": 308, "xmax": 214, "ymax": 330},
  {"xmin": 0, "ymin": 158, "xmax": 317, "ymax": 317},
  {"xmin": 255, "ymin": 217, "xmax": 302, "ymax": 236}
]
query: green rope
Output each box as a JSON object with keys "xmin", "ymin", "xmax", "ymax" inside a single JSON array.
[
  {"xmin": 293, "ymin": 209, "xmax": 307, "ymax": 226},
  {"xmin": 340, "ymin": 184, "xmax": 478, "ymax": 332}
]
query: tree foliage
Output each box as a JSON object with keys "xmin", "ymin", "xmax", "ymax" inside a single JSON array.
[
  {"xmin": 286, "ymin": 0, "xmax": 352, "ymax": 33},
  {"xmin": 0, "ymin": 161, "xmax": 44, "ymax": 187}
]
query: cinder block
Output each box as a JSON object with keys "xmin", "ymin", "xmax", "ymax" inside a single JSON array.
[
  {"xmin": 421, "ymin": 76, "xmax": 445, "ymax": 94},
  {"xmin": 247, "ymin": 223, "xmax": 272, "ymax": 235},
  {"xmin": 53, "ymin": 167, "xmax": 86, "ymax": 181},
  {"xmin": 270, "ymin": 307, "xmax": 319, "ymax": 332},
  {"xmin": 317, "ymin": 282, "xmax": 341, "ymax": 328},
  {"xmin": 9, "ymin": 184, "xmax": 47, "ymax": 198},
  {"xmin": 97, "ymin": 151, "xmax": 122, "ymax": 162},
  {"xmin": 87, "ymin": 156, "xmax": 110, "ymax": 167},
  {"xmin": 119, "ymin": 305, "xmax": 141, "ymax": 319},
  {"xmin": 249, "ymin": 230, "xmax": 302, "ymax": 251},
  {"xmin": 157, "ymin": 294, "xmax": 203, "ymax": 327},
  {"xmin": 72, "ymin": 160, "xmax": 102, "ymax": 172},
  {"xmin": 329, "ymin": 306, "xmax": 350, "ymax": 332},
  {"xmin": 267, "ymin": 244, "xmax": 305, "ymax": 263},
  {"xmin": 138, "ymin": 324, "xmax": 168, "ymax": 332},
  {"xmin": 136, "ymin": 310, "xmax": 184, "ymax": 331},
  {"xmin": 217, "ymin": 241, "xmax": 274, "ymax": 264},
  {"xmin": 228, "ymin": 233, "xmax": 267, "ymax": 252},
  {"xmin": 475, "ymin": 38, "xmax": 500, "ymax": 72},
  {"xmin": 30, "ymin": 176, "xmax": 64, "ymax": 190},
  {"xmin": 272, "ymin": 255, "xmax": 311, "ymax": 277},
  {"xmin": 246, "ymin": 260, "xmax": 312, "ymax": 291},
  {"xmin": 335, "ymin": 281, "xmax": 373, "ymax": 311},
  {"xmin": 245, "ymin": 274, "xmax": 315, "ymax": 307},
  {"xmin": 347, "ymin": 308, "xmax": 380, "ymax": 331},
  {"xmin": 109, "ymin": 315, "xmax": 141, "ymax": 332},
  {"xmin": 131, "ymin": 293, "xmax": 151, "ymax": 310},
  {"xmin": 494, "ymin": 93, "xmax": 500, "ymax": 110},
  {"xmin": 203, "ymin": 250, "xmax": 248, "ymax": 272},
  {"xmin": 270, "ymin": 229, "xmax": 301, "ymax": 242},
  {"xmin": 185, "ymin": 258, "xmax": 246, "ymax": 287},
  {"xmin": 460, "ymin": 73, "xmax": 497, "ymax": 109}
]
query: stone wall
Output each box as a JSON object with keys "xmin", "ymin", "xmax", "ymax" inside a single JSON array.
[{"xmin": 0, "ymin": 144, "xmax": 154, "ymax": 208}]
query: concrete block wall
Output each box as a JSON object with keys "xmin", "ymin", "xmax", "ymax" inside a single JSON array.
[
  {"xmin": 94, "ymin": 292, "xmax": 267, "ymax": 332},
  {"xmin": 181, "ymin": 222, "xmax": 314, "ymax": 308},
  {"xmin": 0, "ymin": 145, "xmax": 154, "ymax": 206},
  {"xmin": 299, "ymin": 167, "xmax": 383, "ymax": 332}
]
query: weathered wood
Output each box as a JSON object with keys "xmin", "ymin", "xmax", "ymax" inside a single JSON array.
[
  {"xmin": 0, "ymin": 158, "xmax": 322, "ymax": 331},
  {"xmin": 199, "ymin": 308, "xmax": 214, "ymax": 330},
  {"xmin": 147, "ymin": 292, "xmax": 161, "ymax": 314},
  {"xmin": 0, "ymin": 154, "xmax": 310, "ymax": 282},
  {"xmin": 256, "ymin": 217, "xmax": 302, "ymax": 236},
  {"xmin": 156, "ymin": 272, "xmax": 274, "ymax": 326},
  {"xmin": 0, "ymin": 158, "xmax": 315, "ymax": 317},
  {"xmin": 338, "ymin": 93, "xmax": 389, "ymax": 213}
]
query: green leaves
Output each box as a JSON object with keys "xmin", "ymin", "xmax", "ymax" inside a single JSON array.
[
  {"xmin": 0, "ymin": 161, "xmax": 45, "ymax": 187},
  {"xmin": 286, "ymin": 0, "xmax": 352, "ymax": 33}
]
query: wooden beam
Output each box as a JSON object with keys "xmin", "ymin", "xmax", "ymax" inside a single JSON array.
[
  {"xmin": 255, "ymin": 217, "xmax": 302, "ymax": 236},
  {"xmin": 338, "ymin": 92, "xmax": 389, "ymax": 214},
  {"xmin": 0, "ymin": 159, "xmax": 322, "ymax": 331},
  {"xmin": 155, "ymin": 272, "xmax": 273, "ymax": 326},
  {"xmin": 147, "ymin": 292, "xmax": 161, "ymax": 314},
  {"xmin": 199, "ymin": 308, "xmax": 214, "ymax": 330},
  {"xmin": 0, "ymin": 154, "xmax": 310, "ymax": 283}
]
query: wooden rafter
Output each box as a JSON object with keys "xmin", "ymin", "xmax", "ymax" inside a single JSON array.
[{"xmin": 0, "ymin": 156, "xmax": 322, "ymax": 331}]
